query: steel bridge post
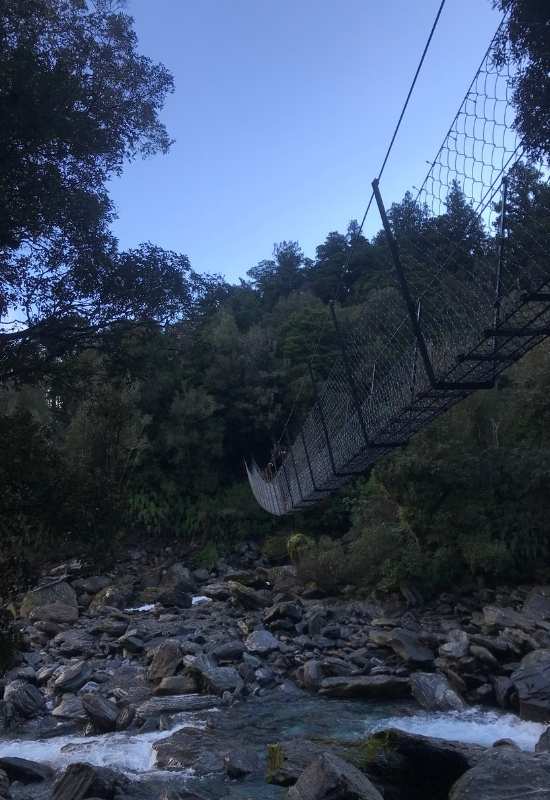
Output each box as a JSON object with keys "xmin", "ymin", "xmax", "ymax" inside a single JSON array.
[
  {"xmin": 300, "ymin": 430, "xmax": 322, "ymax": 494},
  {"xmin": 308, "ymin": 360, "xmax": 339, "ymax": 477},
  {"xmin": 372, "ymin": 178, "xmax": 437, "ymax": 387},
  {"xmin": 493, "ymin": 177, "xmax": 508, "ymax": 373},
  {"xmin": 373, "ymin": 178, "xmax": 492, "ymax": 392},
  {"xmin": 285, "ymin": 433, "xmax": 314, "ymax": 507},
  {"xmin": 410, "ymin": 299, "xmax": 421, "ymax": 403},
  {"xmin": 329, "ymin": 300, "xmax": 370, "ymax": 450}
]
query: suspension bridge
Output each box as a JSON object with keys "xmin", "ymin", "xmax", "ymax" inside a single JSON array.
[{"xmin": 246, "ymin": 16, "xmax": 550, "ymax": 516}]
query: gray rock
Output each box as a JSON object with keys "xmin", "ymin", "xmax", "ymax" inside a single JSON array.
[
  {"xmin": 536, "ymin": 728, "xmax": 550, "ymax": 753},
  {"xmin": 511, "ymin": 649, "xmax": 550, "ymax": 721},
  {"xmin": 53, "ymin": 630, "xmax": 96, "ymax": 657},
  {"xmin": 389, "ymin": 628, "xmax": 435, "ymax": 666},
  {"xmin": 52, "ymin": 762, "xmax": 125, "ymax": 800},
  {"xmin": 29, "ymin": 603, "xmax": 79, "ymax": 624},
  {"xmin": 54, "ymin": 661, "xmax": 92, "ymax": 693},
  {"xmin": 228, "ymin": 581, "xmax": 270, "ymax": 610},
  {"xmin": 81, "ymin": 693, "xmax": 119, "ymax": 732},
  {"xmin": 264, "ymin": 602, "xmax": 302, "ymax": 624},
  {"xmin": 0, "ymin": 769, "xmax": 8, "ymax": 797},
  {"xmin": 202, "ymin": 583, "xmax": 231, "ymax": 601},
  {"xmin": 154, "ymin": 675, "xmax": 199, "ymax": 696},
  {"xmin": 366, "ymin": 728, "xmax": 484, "ymax": 799},
  {"xmin": 153, "ymin": 726, "xmax": 226, "ymax": 774},
  {"xmin": 93, "ymin": 618, "xmax": 129, "ymax": 637},
  {"xmin": 73, "ymin": 575, "xmax": 111, "ymax": 595},
  {"xmin": 147, "ymin": 640, "xmax": 183, "ymax": 683},
  {"xmin": 3, "ymin": 680, "xmax": 45, "ymax": 718},
  {"xmin": 439, "ymin": 630, "xmax": 469, "ymax": 659},
  {"xmin": 89, "ymin": 585, "xmax": 129, "ymax": 612},
  {"xmin": 523, "ymin": 587, "xmax": 550, "ymax": 620},
  {"xmin": 302, "ymin": 659, "xmax": 323, "ymax": 690},
  {"xmin": 410, "ymin": 672, "xmax": 465, "ymax": 711},
  {"xmin": 136, "ymin": 694, "xmax": 218, "ymax": 718},
  {"xmin": 493, "ymin": 676, "xmax": 514, "ymax": 709},
  {"xmin": 483, "ymin": 605, "xmax": 536, "ymax": 633},
  {"xmin": 319, "ymin": 675, "xmax": 410, "ymax": 699},
  {"xmin": 210, "ymin": 640, "xmax": 245, "ymax": 663},
  {"xmin": 0, "ymin": 757, "xmax": 53, "ymax": 783},
  {"xmin": 161, "ymin": 563, "xmax": 197, "ymax": 593},
  {"xmin": 288, "ymin": 752, "xmax": 383, "ymax": 800},
  {"xmin": 52, "ymin": 694, "xmax": 86, "ymax": 721},
  {"xmin": 189, "ymin": 655, "xmax": 244, "ymax": 695},
  {"xmin": 449, "ymin": 747, "xmax": 550, "ymax": 800},
  {"xmin": 223, "ymin": 747, "xmax": 261, "ymax": 779},
  {"xmin": 20, "ymin": 580, "xmax": 77, "ymax": 617},
  {"xmin": 245, "ymin": 629, "xmax": 280, "ymax": 655},
  {"xmin": 470, "ymin": 644, "xmax": 499, "ymax": 669}
]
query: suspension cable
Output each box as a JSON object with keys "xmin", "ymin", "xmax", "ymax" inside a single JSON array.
[{"xmin": 273, "ymin": 0, "xmax": 448, "ymax": 452}]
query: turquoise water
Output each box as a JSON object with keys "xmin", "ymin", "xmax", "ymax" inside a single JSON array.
[{"xmin": 0, "ymin": 689, "xmax": 545, "ymax": 799}]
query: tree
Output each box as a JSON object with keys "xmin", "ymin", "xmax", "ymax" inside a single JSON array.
[
  {"xmin": 247, "ymin": 241, "xmax": 305, "ymax": 308},
  {"xmin": 494, "ymin": 0, "xmax": 550, "ymax": 159},
  {"xmin": 0, "ymin": 0, "xmax": 175, "ymax": 373}
]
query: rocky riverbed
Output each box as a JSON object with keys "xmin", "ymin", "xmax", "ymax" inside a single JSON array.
[{"xmin": 1, "ymin": 542, "xmax": 550, "ymax": 799}]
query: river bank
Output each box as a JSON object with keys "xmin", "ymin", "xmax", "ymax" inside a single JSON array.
[{"xmin": 1, "ymin": 541, "xmax": 550, "ymax": 799}]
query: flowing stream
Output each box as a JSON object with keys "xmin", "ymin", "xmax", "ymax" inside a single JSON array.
[{"xmin": 0, "ymin": 692, "xmax": 545, "ymax": 799}]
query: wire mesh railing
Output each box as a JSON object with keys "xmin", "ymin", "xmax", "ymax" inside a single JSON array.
[{"xmin": 247, "ymin": 19, "xmax": 550, "ymax": 516}]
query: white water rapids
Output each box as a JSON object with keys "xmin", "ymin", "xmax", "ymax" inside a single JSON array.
[{"xmin": 0, "ymin": 706, "xmax": 545, "ymax": 778}]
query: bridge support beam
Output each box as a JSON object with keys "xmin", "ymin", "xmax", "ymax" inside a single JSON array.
[{"xmin": 372, "ymin": 178, "xmax": 493, "ymax": 392}]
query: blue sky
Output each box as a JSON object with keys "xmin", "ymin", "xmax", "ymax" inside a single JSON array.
[{"xmin": 109, "ymin": 0, "xmax": 502, "ymax": 282}]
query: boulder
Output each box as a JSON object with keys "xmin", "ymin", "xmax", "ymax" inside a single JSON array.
[
  {"xmin": 264, "ymin": 602, "xmax": 302, "ymax": 625},
  {"xmin": 449, "ymin": 747, "xmax": 550, "ymax": 800},
  {"xmin": 29, "ymin": 603, "xmax": 79, "ymax": 624},
  {"xmin": 439, "ymin": 630, "xmax": 469, "ymax": 659},
  {"xmin": 410, "ymin": 672, "xmax": 465, "ymax": 712},
  {"xmin": 158, "ymin": 585, "xmax": 192, "ymax": 608},
  {"xmin": 511, "ymin": 649, "xmax": 550, "ymax": 721},
  {"xmin": 52, "ymin": 694, "xmax": 86, "ymax": 721},
  {"xmin": 302, "ymin": 659, "xmax": 323, "ymax": 690},
  {"xmin": 153, "ymin": 727, "xmax": 226, "ymax": 774},
  {"xmin": 147, "ymin": 640, "xmax": 183, "ymax": 683},
  {"xmin": 228, "ymin": 581, "xmax": 270, "ymax": 610},
  {"xmin": 53, "ymin": 630, "xmax": 96, "ymax": 657},
  {"xmin": 223, "ymin": 747, "xmax": 261, "ymax": 779},
  {"xmin": 523, "ymin": 587, "xmax": 550, "ymax": 620},
  {"xmin": 210, "ymin": 640, "xmax": 245, "ymax": 662},
  {"xmin": 136, "ymin": 694, "xmax": 218, "ymax": 718},
  {"xmin": 267, "ymin": 740, "xmax": 326, "ymax": 786},
  {"xmin": 190, "ymin": 655, "xmax": 244, "ymax": 695},
  {"xmin": 319, "ymin": 675, "xmax": 410, "ymax": 700},
  {"xmin": 3, "ymin": 679, "xmax": 45, "ymax": 718},
  {"xmin": 89, "ymin": 585, "xmax": 129, "ymax": 612},
  {"xmin": 155, "ymin": 675, "xmax": 199, "ymax": 696},
  {"xmin": 20, "ymin": 580, "xmax": 77, "ymax": 617},
  {"xmin": 0, "ymin": 769, "xmax": 8, "ymax": 797},
  {"xmin": 54, "ymin": 661, "xmax": 92, "ymax": 693},
  {"xmin": 81, "ymin": 693, "xmax": 119, "ymax": 732},
  {"xmin": 245, "ymin": 629, "xmax": 280, "ymax": 655},
  {"xmin": 0, "ymin": 757, "xmax": 53, "ymax": 783},
  {"xmin": 202, "ymin": 583, "xmax": 231, "ymax": 601},
  {"xmin": 52, "ymin": 762, "xmax": 125, "ymax": 800},
  {"xmin": 160, "ymin": 563, "xmax": 197, "ymax": 593},
  {"xmin": 73, "ymin": 575, "xmax": 111, "ymax": 595},
  {"xmin": 389, "ymin": 628, "xmax": 435, "ymax": 666},
  {"xmin": 288, "ymin": 752, "xmax": 383, "ymax": 800},
  {"xmin": 483, "ymin": 606, "xmax": 536, "ymax": 633},
  {"xmin": 536, "ymin": 728, "xmax": 550, "ymax": 753},
  {"xmin": 365, "ymin": 728, "xmax": 484, "ymax": 800}
]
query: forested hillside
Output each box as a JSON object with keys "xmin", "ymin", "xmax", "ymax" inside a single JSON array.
[{"xmin": 1, "ymin": 0, "xmax": 549, "ymax": 597}]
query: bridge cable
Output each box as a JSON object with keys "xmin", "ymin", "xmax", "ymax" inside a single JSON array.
[{"xmin": 272, "ymin": 0, "xmax": 448, "ymax": 452}]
